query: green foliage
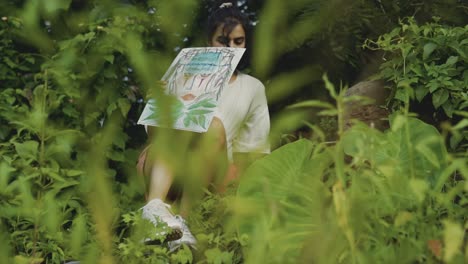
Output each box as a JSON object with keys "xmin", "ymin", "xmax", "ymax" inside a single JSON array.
[
  {"xmin": 0, "ymin": 1, "xmax": 158, "ymax": 262},
  {"xmin": 365, "ymin": 18, "xmax": 467, "ymax": 117},
  {"xmin": 1, "ymin": 0, "xmax": 467, "ymax": 263},
  {"xmin": 237, "ymin": 79, "xmax": 467, "ymax": 263},
  {"xmin": 117, "ymin": 211, "xmax": 195, "ymax": 264},
  {"xmin": 364, "ymin": 17, "xmax": 468, "ymax": 152},
  {"xmin": 237, "ymin": 139, "xmax": 332, "ymax": 263}
]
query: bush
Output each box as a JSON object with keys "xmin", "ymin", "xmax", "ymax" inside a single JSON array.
[{"xmin": 364, "ymin": 18, "xmax": 468, "ymax": 151}]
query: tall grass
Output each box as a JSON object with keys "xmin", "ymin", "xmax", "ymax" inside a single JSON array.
[{"xmin": 0, "ymin": 0, "xmax": 466, "ymax": 263}]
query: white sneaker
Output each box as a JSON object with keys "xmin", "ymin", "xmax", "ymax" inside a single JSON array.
[
  {"xmin": 168, "ymin": 215, "xmax": 197, "ymax": 251},
  {"xmin": 141, "ymin": 199, "xmax": 183, "ymax": 242}
]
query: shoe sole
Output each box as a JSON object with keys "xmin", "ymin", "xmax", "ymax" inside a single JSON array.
[{"xmin": 143, "ymin": 228, "xmax": 183, "ymax": 245}]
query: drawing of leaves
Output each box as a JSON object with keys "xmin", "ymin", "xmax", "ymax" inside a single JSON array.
[
  {"xmin": 183, "ymin": 108, "xmax": 214, "ymax": 128},
  {"xmin": 183, "ymin": 115, "xmax": 191, "ymax": 127},
  {"xmin": 182, "ymin": 97, "xmax": 217, "ymax": 129},
  {"xmin": 187, "ymin": 97, "xmax": 217, "ymax": 110},
  {"xmin": 190, "ymin": 109, "xmax": 213, "ymax": 115},
  {"xmin": 142, "ymin": 102, "xmax": 161, "ymax": 123},
  {"xmin": 199, "ymin": 114, "xmax": 206, "ymax": 129},
  {"xmin": 171, "ymin": 99, "xmax": 184, "ymax": 120},
  {"xmin": 142, "ymin": 98, "xmax": 185, "ymax": 124},
  {"xmin": 183, "ymin": 114, "xmax": 197, "ymax": 127}
]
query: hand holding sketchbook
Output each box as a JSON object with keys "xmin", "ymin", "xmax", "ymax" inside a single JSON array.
[{"xmin": 137, "ymin": 47, "xmax": 245, "ymax": 132}]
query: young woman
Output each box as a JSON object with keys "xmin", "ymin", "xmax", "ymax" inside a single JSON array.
[{"xmin": 139, "ymin": 1, "xmax": 270, "ymax": 250}]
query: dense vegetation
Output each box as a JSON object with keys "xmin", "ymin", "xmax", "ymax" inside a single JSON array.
[{"xmin": 0, "ymin": 0, "xmax": 466, "ymax": 263}]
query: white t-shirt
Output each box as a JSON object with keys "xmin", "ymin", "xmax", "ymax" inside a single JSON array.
[
  {"xmin": 144, "ymin": 72, "xmax": 270, "ymax": 161},
  {"xmin": 214, "ymin": 72, "xmax": 270, "ymax": 161}
]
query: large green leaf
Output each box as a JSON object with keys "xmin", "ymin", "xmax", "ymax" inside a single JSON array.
[
  {"xmin": 236, "ymin": 139, "xmax": 334, "ymax": 263},
  {"xmin": 13, "ymin": 141, "xmax": 39, "ymax": 161},
  {"xmin": 423, "ymin": 42, "xmax": 437, "ymax": 60},
  {"xmin": 342, "ymin": 116, "xmax": 448, "ymax": 190}
]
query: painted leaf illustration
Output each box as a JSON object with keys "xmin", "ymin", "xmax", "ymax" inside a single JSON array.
[
  {"xmin": 142, "ymin": 98, "xmax": 185, "ymax": 124},
  {"xmin": 187, "ymin": 98, "xmax": 217, "ymax": 110},
  {"xmin": 183, "ymin": 115, "xmax": 190, "ymax": 127},
  {"xmin": 142, "ymin": 103, "xmax": 161, "ymax": 123},
  {"xmin": 190, "ymin": 109, "xmax": 212, "ymax": 115},
  {"xmin": 182, "ymin": 97, "xmax": 216, "ymax": 128},
  {"xmin": 199, "ymin": 114, "xmax": 206, "ymax": 129}
]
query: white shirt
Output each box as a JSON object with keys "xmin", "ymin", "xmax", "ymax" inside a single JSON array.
[{"xmin": 215, "ymin": 73, "xmax": 270, "ymax": 161}]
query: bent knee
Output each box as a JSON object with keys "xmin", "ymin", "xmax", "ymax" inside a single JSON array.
[{"xmin": 208, "ymin": 117, "xmax": 226, "ymax": 146}]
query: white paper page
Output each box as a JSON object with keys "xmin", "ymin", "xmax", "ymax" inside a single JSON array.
[{"xmin": 137, "ymin": 47, "xmax": 245, "ymax": 132}]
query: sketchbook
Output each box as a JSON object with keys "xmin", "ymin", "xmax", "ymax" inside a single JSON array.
[{"xmin": 137, "ymin": 47, "xmax": 245, "ymax": 132}]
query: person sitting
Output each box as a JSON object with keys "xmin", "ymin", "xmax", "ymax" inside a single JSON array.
[{"xmin": 138, "ymin": 1, "xmax": 270, "ymax": 251}]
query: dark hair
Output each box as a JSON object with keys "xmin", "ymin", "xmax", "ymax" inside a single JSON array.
[
  {"xmin": 207, "ymin": 1, "xmax": 250, "ymax": 42},
  {"xmin": 206, "ymin": 1, "xmax": 251, "ymax": 69}
]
